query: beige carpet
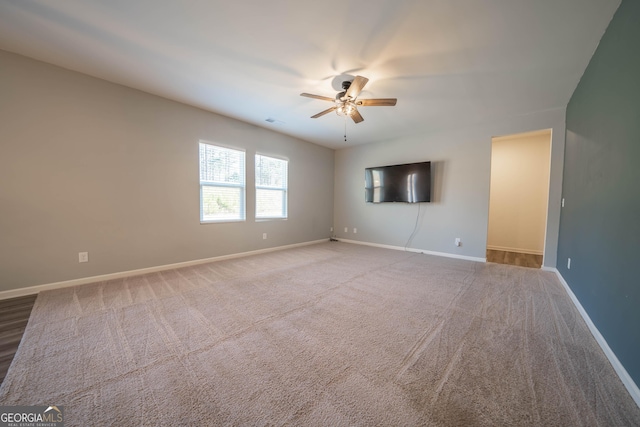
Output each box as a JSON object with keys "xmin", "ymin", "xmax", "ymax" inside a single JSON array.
[{"xmin": 1, "ymin": 242, "xmax": 639, "ymax": 426}]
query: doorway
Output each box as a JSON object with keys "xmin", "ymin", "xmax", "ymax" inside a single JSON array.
[{"xmin": 487, "ymin": 129, "xmax": 551, "ymax": 268}]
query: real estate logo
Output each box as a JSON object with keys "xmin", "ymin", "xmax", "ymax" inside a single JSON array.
[{"xmin": 0, "ymin": 405, "xmax": 64, "ymax": 427}]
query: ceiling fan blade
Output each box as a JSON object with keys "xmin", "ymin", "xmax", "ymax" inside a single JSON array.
[
  {"xmin": 345, "ymin": 76, "xmax": 369, "ymax": 98},
  {"xmin": 311, "ymin": 106, "xmax": 337, "ymax": 118},
  {"xmin": 351, "ymin": 109, "xmax": 364, "ymax": 123},
  {"xmin": 300, "ymin": 93, "xmax": 335, "ymax": 102},
  {"xmin": 357, "ymin": 98, "xmax": 397, "ymax": 107}
]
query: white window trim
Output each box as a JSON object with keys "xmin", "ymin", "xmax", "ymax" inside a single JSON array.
[
  {"xmin": 199, "ymin": 141, "xmax": 246, "ymax": 223},
  {"xmin": 255, "ymin": 154, "xmax": 288, "ymax": 220}
]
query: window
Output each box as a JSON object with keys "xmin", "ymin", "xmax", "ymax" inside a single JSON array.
[
  {"xmin": 199, "ymin": 142, "xmax": 245, "ymax": 222},
  {"xmin": 255, "ymin": 154, "xmax": 288, "ymax": 219}
]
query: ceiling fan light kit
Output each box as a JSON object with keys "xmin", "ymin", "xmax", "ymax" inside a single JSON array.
[
  {"xmin": 300, "ymin": 76, "xmax": 397, "ymax": 124},
  {"xmin": 335, "ymin": 99, "xmax": 357, "ymax": 117}
]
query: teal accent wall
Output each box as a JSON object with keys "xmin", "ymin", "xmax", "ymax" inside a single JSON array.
[{"xmin": 558, "ymin": 0, "xmax": 640, "ymax": 385}]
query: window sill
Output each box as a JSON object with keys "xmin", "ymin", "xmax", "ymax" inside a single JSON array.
[{"xmin": 200, "ymin": 219, "xmax": 246, "ymax": 224}]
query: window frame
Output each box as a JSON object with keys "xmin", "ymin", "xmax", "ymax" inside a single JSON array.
[
  {"xmin": 199, "ymin": 141, "xmax": 246, "ymax": 223},
  {"xmin": 255, "ymin": 153, "xmax": 288, "ymax": 220}
]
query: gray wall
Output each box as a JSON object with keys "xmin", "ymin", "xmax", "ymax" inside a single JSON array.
[
  {"xmin": 0, "ymin": 50, "xmax": 334, "ymax": 292},
  {"xmin": 558, "ymin": 0, "xmax": 640, "ymax": 385},
  {"xmin": 334, "ymin": 109, "xmax": 565, "ymax": 266}
]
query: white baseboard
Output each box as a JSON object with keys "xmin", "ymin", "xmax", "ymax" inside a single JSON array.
[
  {"xmin": 552, "ymin": 268, "xmax": 640, "ymax": 408},
  {"xmin": 486, "ymin": 245, "xmax": 543, "ymax": 255},
  {"xmin": 0, "ymin": 239, "xmax": 329, "ymax": 301},
  {"xmin": 337, "ymin": 238, "xmax": 486, "ymax": 263}
]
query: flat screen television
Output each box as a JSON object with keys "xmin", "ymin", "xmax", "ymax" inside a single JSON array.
[{"xmin": 365, "ymin": 161, "xmax": 431, "ymax": 203}]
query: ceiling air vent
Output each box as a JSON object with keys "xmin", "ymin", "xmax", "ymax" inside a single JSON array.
[{"xmin": 265, "ymin": 117, "xmax": 285, "ymax": 125}]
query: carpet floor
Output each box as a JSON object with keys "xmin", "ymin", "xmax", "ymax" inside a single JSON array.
[{"xmin": 1, "ymin": 242, "xmax": 639, "ymax": 426}]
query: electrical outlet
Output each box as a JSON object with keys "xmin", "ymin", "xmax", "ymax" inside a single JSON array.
[
  {"xmin": 344, "ymin": 227, "xmax": 348, "ymax": 233},
  {"xmin": 78, "ymin": 252, "xmax": 89, "ymax": 263},
  {"xmin": 330, "ymin": 227, "xmax": 333, "ymax": 232},
  {"xmin": 263, "ymin": 233, "xmax": 267, "ymax": 240},
  {"xmin": 455, "ymin": 238, "xmax": 461, "ymax": 247},
  {"xmin": 353, "ymin": 228, "xmax": 357, "ymax": 234}
]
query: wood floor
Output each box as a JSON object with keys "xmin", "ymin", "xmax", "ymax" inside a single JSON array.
[
  {"xmin": 1, "ymin": 251, "xmax": 537, "ymax": 386},
  {"xmin": 486, "ymin": 249, "xmax": 543, "ymax": 268},
  {"xmin": 0, "ymin": 294, "xmax": 37, "ymax": 386}
]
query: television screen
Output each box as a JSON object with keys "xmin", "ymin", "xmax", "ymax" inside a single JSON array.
[{"xmin": 365, "ymin": 161, "xmax": 431, "ymax": 203}]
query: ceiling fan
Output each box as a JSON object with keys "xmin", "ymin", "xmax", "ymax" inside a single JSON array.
[{"xmin": 300, "ymin": 76, "xmax": 397, "ymax": 123}]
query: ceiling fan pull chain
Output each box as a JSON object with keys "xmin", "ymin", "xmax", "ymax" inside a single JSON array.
[{"xmin": 344, "ymin": 118, "xmax": 347, "ymax": 142}]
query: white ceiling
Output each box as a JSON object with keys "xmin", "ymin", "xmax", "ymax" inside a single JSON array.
[{"xmin": 0, "ymin": 0, "xmax": 620, "ymax": 149}]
